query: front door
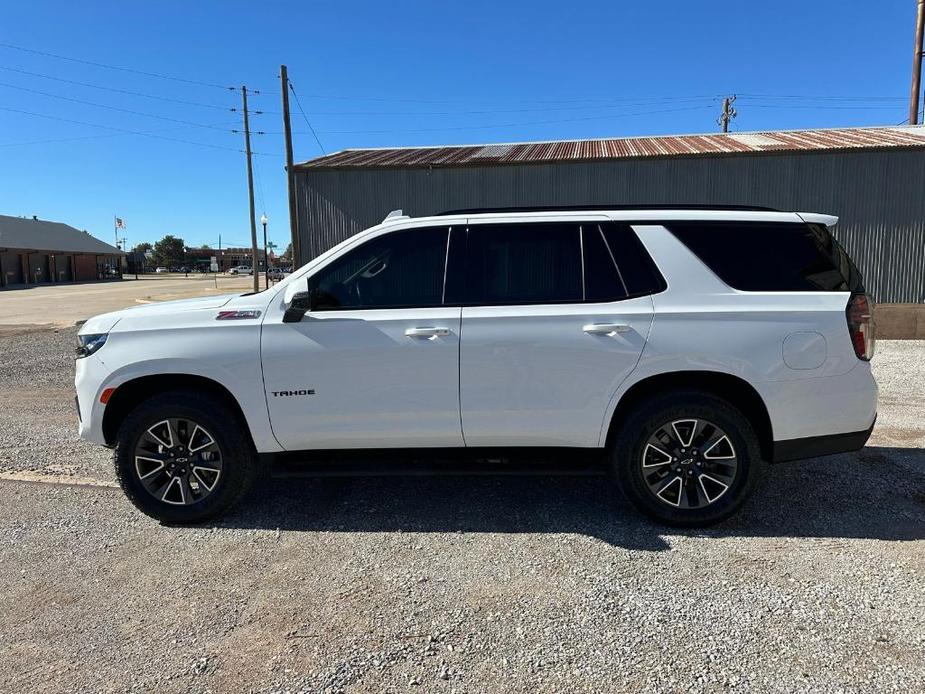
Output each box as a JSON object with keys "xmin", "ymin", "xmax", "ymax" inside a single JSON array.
[
  {"xmin": 261, "ymin": 225, "xmax": 464, "ymax": 450},
  {"xmin": 459, "ymin": 220, "xmax": 657, "ymax": 447}
]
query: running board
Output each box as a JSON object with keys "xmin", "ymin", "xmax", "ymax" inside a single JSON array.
[{"xmin": 263, "ymin": 448, "xmax": 608, "ymax": 479}]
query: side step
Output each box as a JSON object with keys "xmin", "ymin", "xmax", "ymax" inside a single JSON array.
[{"xmin": 263, "ymin": 448, "xmax": 609, "ymax": 479}]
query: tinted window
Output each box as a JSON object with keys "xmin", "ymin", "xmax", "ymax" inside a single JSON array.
[
  {"xmin": 468, "ymin": 223, "xmax": 582, "ymax": 304},
  {"xmin": 582, "ymin": 224, "xmax": 628, "ymax": 302},
  {"xmin": 669, "ymin": 222, "xmax": 862, "ymax": 292},
  {"xmin": 307, "ymin": 226, "xmax": 449, "ymax": 309},
  {"xmin": 600, "ymin": 223, "xmax": 667, "ymax": 297}
]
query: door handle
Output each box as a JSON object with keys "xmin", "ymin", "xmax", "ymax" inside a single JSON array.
[
  {"xmin": 405, "ymin": 326, "xmax": 450, "ymax": 338},
  {"xmin": 582, "ymin": 323, "xmax": 632, "ymax": 335}
]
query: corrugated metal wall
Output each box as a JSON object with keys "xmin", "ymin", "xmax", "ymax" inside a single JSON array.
[{"xmin": 295, "ymin": 148, "xmax": 925, "ymax": 303}]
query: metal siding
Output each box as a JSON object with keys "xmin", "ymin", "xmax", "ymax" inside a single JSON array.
[
  {"xmin": 298, "ymin": 126, "xmax": 925, "ymax": 170},
  {"xmin": 296, "ymin": 149, "xmax": 925, "ymax": 303}
]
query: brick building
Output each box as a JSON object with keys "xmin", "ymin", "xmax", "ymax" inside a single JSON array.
[{"xmin": 0, "ymin": 214, "xmax": 124, "ymax": 287}]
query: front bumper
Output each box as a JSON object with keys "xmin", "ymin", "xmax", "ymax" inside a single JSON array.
[
  {"xmin": 771, "ymin": 417, "xmax": 875, "ymax": 463},
  {"xmin": 74, "ymin": 353, "xmax": 110, "ymax": 445}
]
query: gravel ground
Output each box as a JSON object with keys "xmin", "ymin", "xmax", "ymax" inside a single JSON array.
[{"xmin": 0, "ymin": 328, "xmax": 923, "ymax": 693}]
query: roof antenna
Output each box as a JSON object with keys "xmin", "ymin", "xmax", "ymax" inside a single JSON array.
[{"xmin": 382, "ymin": 209, "xmax": 407, "ymax": 222}]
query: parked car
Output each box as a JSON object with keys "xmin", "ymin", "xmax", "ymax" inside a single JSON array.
[
  {"xmin": 267, "ymin": 267, "xmax": 289, "ymax": 280},
  {"xmin": 228, "ymin": 266, "xmax": 253, "ymax": 275},
  {"xmin": 154, "ymin": 267, "xmax": 168, "ymax": 274},
  {"xmin": 75, "ymin": 206, "xmax": 876, "ymax": 526}
]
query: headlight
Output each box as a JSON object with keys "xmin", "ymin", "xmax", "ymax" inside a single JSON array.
[{"xmin": 76, "ymin": 333, "xmax": 108, "ymax": 359}]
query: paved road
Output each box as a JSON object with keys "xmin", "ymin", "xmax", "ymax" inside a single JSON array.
[
  {"xmin": 0, "ymin": 275, "xmax": 255, "ymax": 329},
  {"xmin": 0, "ymin": 329, "xmax": 922, "ymax": 693}
]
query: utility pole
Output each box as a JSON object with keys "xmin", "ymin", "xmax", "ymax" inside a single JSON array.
[
  {"xmin": 718, "ymin": 95, "xmax": 737, "ymax": 133},
  {"xmin": 240, "ymin": 85, "xmax": 260, "ymax": 292},
  {"xmin": 261, "ymin": 214, "xmax": 269, "ymax": 290},
  {"xmin": 280, "ymin": 65, "xmax": 301, "ymax": 269},
  {"xmin": 911, "ymin": 0, "xmax": 925, "ymax": 124}
]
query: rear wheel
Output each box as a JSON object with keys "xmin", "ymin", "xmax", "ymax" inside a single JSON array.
[
  {"xmin": 113, "ymin": 390, "xmax": 257, "ymax": 523},
  {"xmin": 612, "ymin": 391, "xmax": 764, "ymax": 527}
]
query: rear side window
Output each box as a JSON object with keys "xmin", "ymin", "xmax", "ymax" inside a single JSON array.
[
  {"xmin": 467, "ymin": 223, "xmax": 582, "ymax": 304},
  {"xmin": 668, "ymin": 222, "xmax": 864, "ymax": 292}
]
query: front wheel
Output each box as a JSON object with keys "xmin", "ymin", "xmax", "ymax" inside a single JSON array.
[
  {"xmin": 612, "ymin": 391, "xmax": 764, "ymax": 527},
  {"xmin": 113, "ymin": 390, "xmax": 258, "ymax": 523}
]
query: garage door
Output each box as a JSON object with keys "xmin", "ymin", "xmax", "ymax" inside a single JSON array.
[
  {"xmin": 73, "ymin": 255, "xmax": 97, "ymax": 281},
  {"xmin": 1, "ymin": 253, "xmax": 24, "ymax": 286},
  {"xmin": 28, "ymin": 254, "xmax": 50, "ymax": 283},
  {"xmin": 55, "ymin": 255, "xmax": 73, "ymax": 282}
]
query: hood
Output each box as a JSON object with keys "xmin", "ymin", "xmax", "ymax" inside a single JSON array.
[{"xmin": 79, "ymin": 293, "xmax": 240, "ymax": 335}]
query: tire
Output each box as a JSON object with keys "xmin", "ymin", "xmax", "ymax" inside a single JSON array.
[
  {"xmin": 611, "ymin": 390, "xmax": 764, "ymax": 527},
  {"xmin": 113, "ymin": 390, "xmax": 258, "ymax": 524}
]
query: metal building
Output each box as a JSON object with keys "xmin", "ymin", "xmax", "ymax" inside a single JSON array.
[
  {"xmin": 293, "ymin": 125, "xmax": 925, "ymax": 303},
  {"xmin": 0, "ymin": 214, "xmax": 125, "ymax": 287}
]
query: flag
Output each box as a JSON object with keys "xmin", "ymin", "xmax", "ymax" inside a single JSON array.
[{"xmin": 115, "ymin": 217, "xmax": 125, "ymax": 229}]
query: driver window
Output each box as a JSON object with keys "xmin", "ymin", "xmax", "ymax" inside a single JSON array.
[{"xmin": 306, "ymin": 226, "xmax": 450, "ymax": 310}]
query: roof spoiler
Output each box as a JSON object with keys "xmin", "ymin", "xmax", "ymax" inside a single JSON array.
[{"xmin": 798, "ymin": 212, "xmax": 839, "ymax": 227}]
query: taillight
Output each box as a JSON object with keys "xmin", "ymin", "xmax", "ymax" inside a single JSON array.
[{"xmin": 846, "ymin": 293, "xmax": 875, "ymax": 361}]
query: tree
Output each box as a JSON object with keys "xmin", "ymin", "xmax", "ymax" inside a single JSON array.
[
  {"xmin": 133, "ymin": 242, "xmax": 153, "ymax": 253},
  {"xmin": 280, "ymin": 242, "xmax": 293, "ymax": 262},
  {"xmin": 200, "ymin": 244, "xmax": 212, "ymax": 250},
  {"xmin": 153, "ymin": 235, "xmax": 186, "ymax": 268}
]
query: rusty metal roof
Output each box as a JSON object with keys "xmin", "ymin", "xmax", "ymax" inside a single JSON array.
[{"xmin": 297, "ymin": 125, "xmax": 925, "ymax": 170}]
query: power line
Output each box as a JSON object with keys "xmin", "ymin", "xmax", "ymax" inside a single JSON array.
[
  {"xmin": 0, "ymin": 81, "xmax": 234, "ymax": 131},
  {"xmin": 737, "ymin": 93, "xmax": 907, "ymax": 102},
  {"xmin": 0, "ymin": 41, "xmax": 234, "ymax": 90},
  {"xmin": 0, "ymin": 123, "xmax": 231, "ymax": 148},
  {"xmin": 289, "ymin": 104, "xmax": 714, "ymax": 135},
  {"xmin": 743, "ymin": 103, "xmax": 907, "ymax": 111},
  {"xmin": 0, "ymin": 105, "xmax": 271, "ymax": 154},
  {"xmin": 288, "ymin": 80, "xmax": 325, "ymax": 153},
  {"xmin": 253, "ymin": 155, "xmax": 268, "ymax": 214},
  {"xmin": 253, "ymin": 96, "xmax": 717, "ymax": 118},
  {"xmin": 0, "ymin": 65, "xmax": 234, "ymax": 110},
  {"xmin": 274, "ymin": 92, "xmax": 722, "ymax": 106},
  {"xmin": 245, "ymin": 90, "xmax": 911, "ymax": 106}
]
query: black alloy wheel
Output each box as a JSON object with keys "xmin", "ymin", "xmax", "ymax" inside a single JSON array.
[
  {"xmin": 612, "ymin": 390, "xmax": 764, "ymax": 527},
  {"xmin": 114, "ymin": 390, "xmax": 257, "ymax": 523}
]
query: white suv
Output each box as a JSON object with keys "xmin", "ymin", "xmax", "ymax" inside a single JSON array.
[{"xmin": 75, "ymin": 207, "xmax": 877, "ymax": 526}]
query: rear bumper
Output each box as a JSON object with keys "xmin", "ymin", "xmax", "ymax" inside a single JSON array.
[{"xmin": 771, "ymin": 417, "xmax": 875, "ymax": 463}]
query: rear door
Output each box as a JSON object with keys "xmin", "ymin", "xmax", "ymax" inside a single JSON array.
[{"xmin": 458, "ymin": 219, "xmax": 658, "ymax": 447}]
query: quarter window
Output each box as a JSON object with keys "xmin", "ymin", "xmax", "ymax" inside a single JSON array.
[
  {"xmin": 306, "ymin": 226, "xmax": 449, "ymax": 310},
  {"xmin": 582, "ymin": 224, "xmax": 628, "ymax": 303},
  {"xmin": 668, "ymin": 222, "xmax": 862, "ymax": 292}
]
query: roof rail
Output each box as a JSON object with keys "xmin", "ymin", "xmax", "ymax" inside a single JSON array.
[{"xmin": 437, "ymin": 204, "xmax": 781, "ymax": 216}]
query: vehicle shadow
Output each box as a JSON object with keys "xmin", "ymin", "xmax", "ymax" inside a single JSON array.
[{"xmin": 217, "ymin": 446, "xmax": 925, "ymax": 550}]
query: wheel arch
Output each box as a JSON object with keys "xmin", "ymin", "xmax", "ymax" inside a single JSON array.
[
  {"xmin": 604, "ymin": 371, "xmax": 774, "ymax": 461},
  {"xmin": 102, "ymin": 374, "xmax": 253, "ymax": 447}
]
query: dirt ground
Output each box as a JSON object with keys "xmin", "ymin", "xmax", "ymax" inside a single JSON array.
[
  {"xmin": 0, "ymin": 326, "xmax": 922, "ymax": 693},
  {"xmin": 0, "ymin": 274, "xmax": 255, "ymax": 330}
]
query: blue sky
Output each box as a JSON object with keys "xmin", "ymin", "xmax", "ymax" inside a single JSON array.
[{"xmin": 0, "ymin": 0, "xmax": 916, "ymax": 249}]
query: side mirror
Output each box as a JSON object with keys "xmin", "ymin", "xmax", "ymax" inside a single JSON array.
[{"xmin": 282, "ymin": 290, "xmax": 316, "ymax": 323}]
